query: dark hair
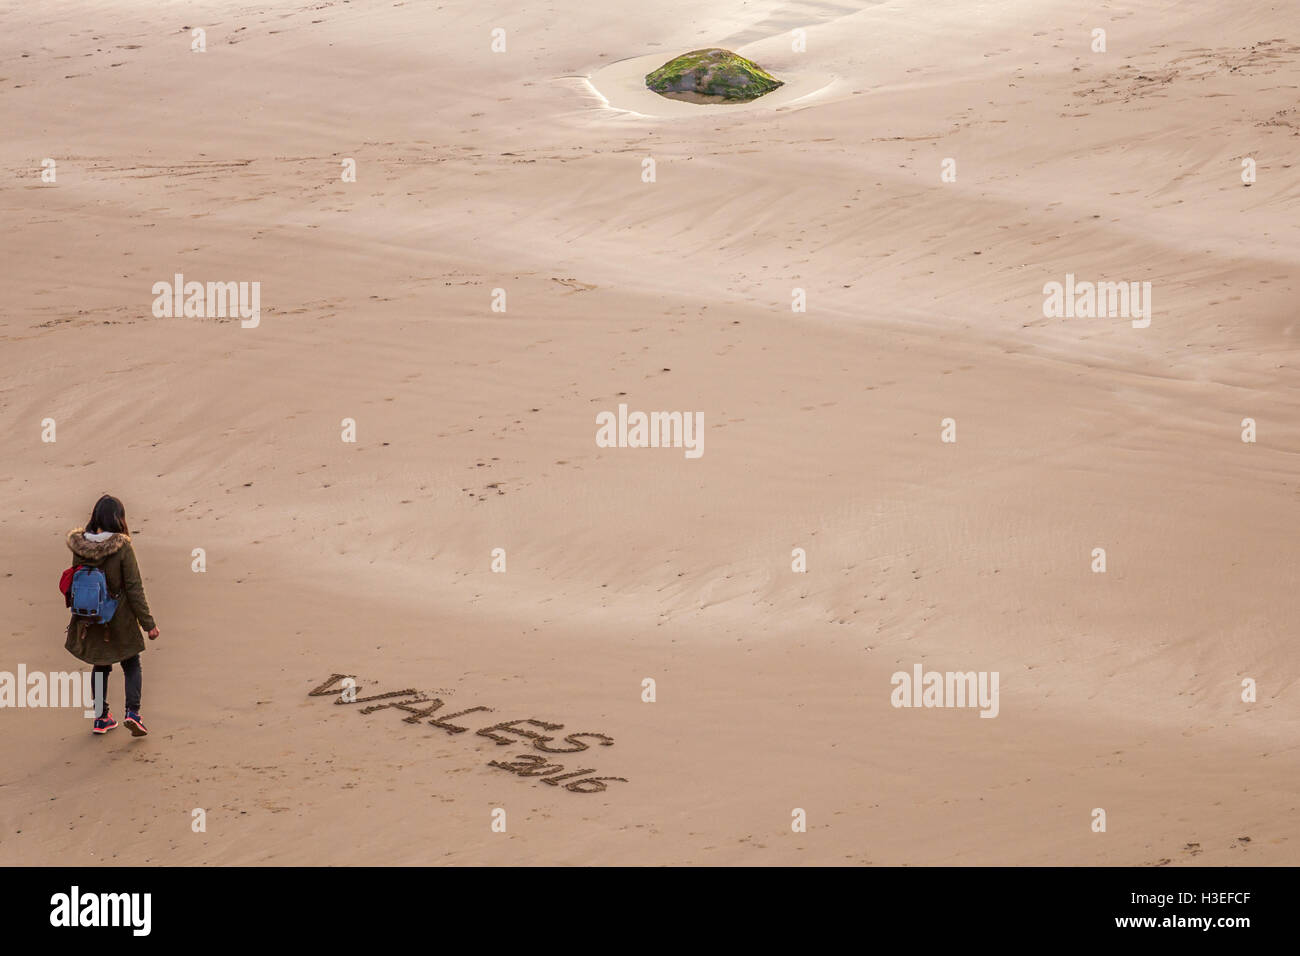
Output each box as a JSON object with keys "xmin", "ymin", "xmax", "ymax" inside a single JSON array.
[{"xmin": 86, "ymin": 494, "xmax": 129, "ymax": 535}]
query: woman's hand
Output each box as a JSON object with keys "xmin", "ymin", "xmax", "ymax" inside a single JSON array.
[{"xmin": 147, "ymin": 627, "xmax": 159, "ymax": 640}]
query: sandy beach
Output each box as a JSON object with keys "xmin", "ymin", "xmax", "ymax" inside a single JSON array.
[{"xmin": 1, "ymin": 0, "xmax": 1297, "ymax": 866}]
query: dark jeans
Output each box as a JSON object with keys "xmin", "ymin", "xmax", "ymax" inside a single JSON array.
[{"xmin": 93, "ymin": 655, "xmax": 141, "ymax": 718}]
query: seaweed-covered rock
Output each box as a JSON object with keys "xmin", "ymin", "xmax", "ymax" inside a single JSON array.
[{"xmin": 645, "ymin": 48, "xmax": 783, "ymax": 102}]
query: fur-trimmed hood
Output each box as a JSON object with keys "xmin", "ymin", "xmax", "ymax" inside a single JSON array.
[{"xmin": 66, "ymin": 527, "xmax": 130, "ymax": 561}]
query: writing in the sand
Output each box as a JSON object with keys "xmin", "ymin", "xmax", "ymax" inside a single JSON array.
[{"xmin": 308, "ymin": 674, "xmax": 628, "ymax": 794}]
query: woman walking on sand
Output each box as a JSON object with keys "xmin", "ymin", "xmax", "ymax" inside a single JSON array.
[{"xmin": 63, "ymin": 495, "xmax": 159, "ymax": 736}]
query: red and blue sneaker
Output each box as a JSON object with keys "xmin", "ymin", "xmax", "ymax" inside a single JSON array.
[
  {"xmin": 123, "ymin": 710, "xmax": 148, "ymax": 737},
  {"xmin": 92, "ymin": 711, "xmax": 118, "ymax": 734}
]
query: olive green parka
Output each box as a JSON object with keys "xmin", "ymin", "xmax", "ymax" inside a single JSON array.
[{"xmin": 64, "ymin": 529, "xmax": 156, "ymax": 666}]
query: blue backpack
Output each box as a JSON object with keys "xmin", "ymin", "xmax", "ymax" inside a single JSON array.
[{"xmin": 69, "ymin": 567, "xmax": 119, "ymax": 624}]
